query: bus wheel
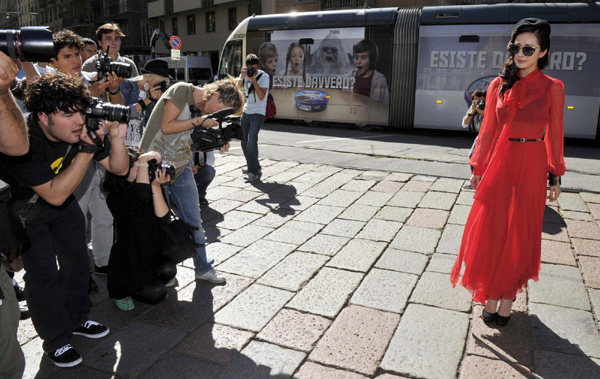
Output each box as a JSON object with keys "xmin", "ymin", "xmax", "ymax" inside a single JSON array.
[
  {"xmin": 357, "ymin": 123, "xmax": 372, "ymax": 131},
  {"xmin": 305, "ymin": 120, "xmax": 322, "ymax": 127}
]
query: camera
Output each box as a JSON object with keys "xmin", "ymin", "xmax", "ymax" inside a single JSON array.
[
  {"xmin": 147, "ymin": 159, "xmax": 175, "ymax": 181},
  {"xmin": 246, "ymin": 66, "xmax": 256, "ymax": 77},
  {"xmin": 95, "ymin": 46, "xmax": 132, "ymax": 80},
  {"xmin": 84, "ymin": 97, "xmax": 130, "ymax": 145},
  {"xmin": 476, "ymin": 100, "xmax": 485, "ymax": 111},
  {"xmin": 0, "ymin": 26, "xmax": 54, "ymax": 62},
  {"xmin": 155, "ymin": 80, "xmax": 168, "ymax": 92},
  {"xmin": 190, "ymin": 107, "xmax": 242, "ymax": 152}
]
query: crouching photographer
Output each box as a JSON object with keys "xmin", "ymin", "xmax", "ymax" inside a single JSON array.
[
  {"xmin": 0, "ymin": 73, "xmax": 129, "ymax": 368},
  {"xmin": 462, "ymin": 88, "xmax": 486, "ymax": 179},
  {"xmin": 140, "ymin": 78, "xmax": 244, "ymax": 284},
  {"xmin": 101, "ymin": 149, "xmax": 176, "ymax": 311}
]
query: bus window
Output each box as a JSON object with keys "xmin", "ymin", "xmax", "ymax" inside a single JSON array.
[
  {"xmin": 189, "ymin": 68, "xmax": 212, "ymax": 81},
  {"xmin": 220, "ymin": 40, "xmax": 242, "ymax": 78}
]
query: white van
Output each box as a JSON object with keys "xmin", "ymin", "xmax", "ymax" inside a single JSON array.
[{"xmin": 155, "ymin": 56, "xmax": 214, "ymax": 86}]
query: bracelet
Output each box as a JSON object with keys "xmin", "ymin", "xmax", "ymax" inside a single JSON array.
[
  {"xmin": 135, "ymin": 162, "xmax": 149, "ymax": 167},
  {"xmin": 108, "ymin": 88, "xmax": 120, "ymax": 95}
]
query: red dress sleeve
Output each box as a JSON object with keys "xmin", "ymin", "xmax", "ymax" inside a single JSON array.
[
  {"xmin": 470, "ymin": 77, "xmax": 502, "ymax": 177},
  {"xmin": 546, "ymin": 79, "xmax": 566, "ymax": 176}
]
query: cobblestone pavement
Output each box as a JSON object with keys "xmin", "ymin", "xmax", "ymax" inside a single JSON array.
[{"xmin": 15, "ymin": 154, "xmax": 600, "ymax": 378}]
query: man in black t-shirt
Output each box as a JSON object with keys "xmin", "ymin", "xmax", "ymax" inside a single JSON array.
[{"xmin": 0, "ymin": 73, "xmax": 128, "ymax": 368}]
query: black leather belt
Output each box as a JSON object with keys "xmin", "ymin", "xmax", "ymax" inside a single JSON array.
[{"xmin": 508, "ymin": 138, "xmax": 543, "ymax": 142}]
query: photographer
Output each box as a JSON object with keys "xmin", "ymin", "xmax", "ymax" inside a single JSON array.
[
  {"xmin": 102, "ymin": 149, "xmax": 176, "ymax": 311},
  {"xmin": 139, "ymin": 78, "xmax": 244, "ymax": 284},
  {"xmin": 0, "ymin": 73, "xmax": 128, "ymax": 368},
  {"xmin": 236, "ymin": 54, "xmax": 269, "ymax": 182},
  {"xmin": 462, "ymin": 89, "xmax": 486, "ymax": 178},
  {"xmin": 0, "ymin": 49, "xmax": 28, "ymax": 379},
  {"xmin": 120, "ymin": 59, "xmax": 171, "ymax": 146},
  {"xmin": 82, "ymin": 23, "xmax": 138, "ymax": 79}
]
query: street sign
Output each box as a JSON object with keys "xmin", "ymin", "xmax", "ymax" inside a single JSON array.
[
  {"xmin": 171, "ymin": 49, "xmax": 181, "ymax": 61},
  {"xmin": 169, "ymin": 36, "xmax": 181, "ymax": 50}
]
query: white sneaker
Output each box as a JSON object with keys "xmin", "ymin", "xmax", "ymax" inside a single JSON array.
[
  {"xmin": 195, "ymin": 268, "xmax": 226, "ymax": 284},
  {"xmin": 244, "ymin": 172, "xmax": 260, "ymax": 182}
]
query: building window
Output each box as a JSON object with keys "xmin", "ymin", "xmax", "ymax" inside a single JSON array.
[
  {"xmin": 206, "ymin": 11, "xmax": 216, "ymax": 33},
  {"xmin": 159, "ymin": 19, "xmax": 165, "ymax": 32},
  {"xmin": 172, "ymin": 17, "xmax": 178, "ymax": 36},
  {"xmin": 119, "ymin": 0, "xmax": 128, "ymax": 13},
  {"xmin": 228, "ymin": 8, "xmax": 236, "ymax": 31},
  {"xmin": 187, "ymin": 14, "xmax": 196, "ymax": 35}
]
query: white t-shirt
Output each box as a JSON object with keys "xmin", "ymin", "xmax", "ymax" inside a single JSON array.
[{"xmin": 243, "ymin": 70, "xmax": 269, "ymax": 115}]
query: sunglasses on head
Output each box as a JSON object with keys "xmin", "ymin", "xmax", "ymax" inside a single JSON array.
[{"xmin": 507, "ymin": 44, "xmax": 539, "ymax": 57}]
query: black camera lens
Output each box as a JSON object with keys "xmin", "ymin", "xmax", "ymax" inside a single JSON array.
[
  {"xmin": 110, "ymin": 62, "xmax": 132, "ymax": 78},
  {"xmin": 101, "ymin": 103, "xmax": 130, "ymax": 123},
  {"xmin": 246, "ymin": 67, "xmax": 256, "ymax": 77},
  {"xmin": 0, "ymin": 26, "xmax": 54, "ymax": 62},
  {"xmin": 476, "ymin": 100, "xmax": 485, "ymax": 111}
]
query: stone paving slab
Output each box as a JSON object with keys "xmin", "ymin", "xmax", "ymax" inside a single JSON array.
[
  {"xmin": 298, "ymin": 233, "xmax": 350, "ymax": 256},
  {"xmin": 532, "ymin": 349, "xmax": 600, "ymax": 379},
  {"xmin": 355, "ymin": 191, "xmax": 395, "ymax": 207},
  {"xmin": 83, "ymin": 321, "xmax": 187, "ymax": 377},
  {"xmin": 590, "ymin": 289, "xmax": 600, "ymax": 323},
  {"xmin": 540, "ymin": 240, "xmax": 577, "ymax": 266},
  {"xmin": 356, "ymin": 219, "xmax": 403, "ymax": 242},
  {"xmin": 341, "ymin": 179, "xmax": 377, "ymax": 192},
  {"xmin": 214, "ymin": 284, "xmax": 294, "ymax": 332},
  {"xmin": 215, "ymin": 210, "xmax": 263, "ymax": 230},
  {"xmin": 426, "ymin": 253, "xmax": 456, "ymax": 274},
  {"xmin": 310, "ymin": 305, "xmax": 400, "ymax": 376},
  {"xmin": 565, "ymin": 219, "xmax": 600, "ymax": 240},
  {"xmin": 430, "ymin": 178, "xmax": 465, "ymax": 194},
  {"xmin": 287, "ymin": 267, "xmax": 363, "ymax": 318},
  {"xmin": 338, "ymin": 203, "xmax": 381, "ymax": 222},
  {"xmin": 436, "ymin": 224, "xmax": 465, "ymax": 255},
  {"xmin": 317, "ymin": 189, "xmax": 364, "ymax": 207},
  {"xmin": 543, "ymin": 206, "xmax": 565, "ymax": 224},
  {"xmin": 216, "ymin": 240, "xmax": 297, "ymax": 279},
  {"xmin": 529, "ymin": 263, "xmax": 591, "ymax": 311},
  {"xmin": 529, "ymin": 303, "xmax": 600, "ymax": 359},
  {"xmin": 456, "ymin": 191, "xmax": 475, "ymax": 206},
  {"xmin": 321, "ymin": 219, "xmax": 366, "ymax": 238},
  {"xmin": 401, "ymin": 180, "xmax": 433, "ymax": 192},
  {"xmin": 350, "ymin": 268, "xmax": 418, "ymax": 314},
  {"xmin": 374, "ymin": 206, "xmax": 413, "ymax": 223},
  {"xmin": 558, "ymin": 193, "xmax": 589, "ymax": 213},
  {"xmin": 257, "ymin": 252, "xmax": 330, "ymax": 291},
  {"xmin": 208, "ymin": 243, "xmax": 243, "ymax": 266},
  {"xmin": 251, "ymin": 211, "xmax": 296, "ymax": 228},
  {"xmin": 458, "ymin": 355, "xmax": 531, "ymax": 378},
  {"xmin": 220, "ymin": 224, "xmax": 274, "ymax": 247},
  {"xmin": 375, "ymin": 248, "xmax": 429, "ymax": 276},
  {"xmin": 265, "ymin": 220, "xmax": 323, "ymax": 245},
  {"xmin": 579, "ymin": 256, "xmax": 600, "ymax": 289},
  {"xmin": 224, "ymin": 189, "xmax": 264, "ymax": 203},
  {"xmin": 542, "ymin": 223, "xmax": 571, "ymax": 242},
  {"xmin": 140, "ymin": 353, "xmax": 222, "ymax": 379},
  {"xmin": 561, "ymin": 210, "xmax": 595, "ymax": 221},
  {"xmin": 418, "ymin": 191, "xmax": 458, "ymax": 211},
  {"xmin": 371, "ymin": 180, "xmax": 405, "ymax": 193},
  {"xmin": 406, "ymin": 208, "xmax": 449, "ymax": 229},
  {"xmin": 256, "ymin": 309, "xmax": 331, "ymax": 352},
  {"xmin": 206, "ymin": 185, "xmax": 242, "ymax": 201},
  {"xmin": 279, "ymin": 195, "xmax": 319, "ymax": 212},
  {"xmin": 390, "ymin": 225, "xmax": 441, "ymax": 254},
  {"xmin": 466, "ymin": 306, "xmax": 533, "ymax": 367},
  {"xmin": 293, "ymin": 204, "xmax": 345, "ymax": 224},
  {"xmin": 173, "ymin": 323, "xmax": 254, "ymax": 366},
  {"xmin": 208, "ymin": 199, "xmax": 244, "ymax": 214},
  {"xmin": 326, "ymin": 239, "xmax": 387, "ymax": 272},
  {"xmin": 581, "ymin": 192, "xmax": 600, "ymax": 203},
  {"xmin": 235, "ymin": 196, "xmax": 278, "ymax": 214},
  {"xmin": 218, "ymin": 341, "xmax": 306, "ymax": 378},
  {"xmin": 381, "ymin": 304, "xmax": 470, "ymax": 379},
  {"xmin": 409, "ymin": 271, "xmax": 472, "ymax": 313},
  {"xmin": 448, "ymin": 204, "xmax": 470, "ymax": 225},
  {"xmin": 385, "ymin": 172, "xmax": 413, "ymax": 182},
  {"xmin": 295, "ymin": 362, "xmax": 369, "ymax": 379},
  {"xmin": 589, "ymin": 202, "xmax": 600, "ymax": 220},
  {"xmin": 387, "ymin": 190, "xmax": 425, "ymax": 208}
]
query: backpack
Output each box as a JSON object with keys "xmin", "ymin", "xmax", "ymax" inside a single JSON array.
[{"xmin": 265, "ymin": 93, "xmax": 276, "ymax": 120}]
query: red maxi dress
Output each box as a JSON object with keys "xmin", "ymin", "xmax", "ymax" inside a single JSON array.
[{"xmin": 451, "ymin": 69, "xmax": 566, "ymax": 303}]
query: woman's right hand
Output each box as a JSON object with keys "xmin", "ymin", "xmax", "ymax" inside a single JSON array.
[{"xmin": 471, "ymin": 174, "xmax": 481, "ymax": 190}]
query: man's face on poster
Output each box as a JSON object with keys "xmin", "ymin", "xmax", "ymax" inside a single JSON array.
[{"xmin": 354, "ymin": 52, "xmax": 370, "ymax": 77}]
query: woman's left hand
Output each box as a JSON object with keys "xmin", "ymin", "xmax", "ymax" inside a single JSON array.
[{"xmin": 548, "ymin": 185, "xmax": 561, "ymax": 202}]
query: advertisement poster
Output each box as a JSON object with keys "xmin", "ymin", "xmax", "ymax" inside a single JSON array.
[{"xmin": 247, "ymin": 28, "xmax": 392, "ymax": 125}]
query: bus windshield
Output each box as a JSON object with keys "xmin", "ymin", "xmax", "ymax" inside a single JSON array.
[{"xmin": 219, "ymin": 40, "xmax": 243, "ymax": 78}]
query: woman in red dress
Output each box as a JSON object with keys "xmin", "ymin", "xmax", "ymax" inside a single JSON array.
[{"xmin": 451, "ymin": 18, "xmax": 565, "ymax": 326}]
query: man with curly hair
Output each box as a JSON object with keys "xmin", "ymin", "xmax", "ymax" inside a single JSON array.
[
  {"xmin": 0, "ymin": 73, "xmax": 128, "ymax": 368},
  {"xmin": 140, "ymin": 78, "xmax": 244, "ymax": 284}
]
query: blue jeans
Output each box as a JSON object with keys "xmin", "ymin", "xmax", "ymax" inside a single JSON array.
[
  {"xmin": 165, "ymin": 165, "xmax": 213, "ymax": 274},
  {"xmin": 240, "ymin": 113, "xmax": 264, "ymax": 176},
  {"xmin": 194, "ymin": 165, "xmax": 216, "ymax": 200}
]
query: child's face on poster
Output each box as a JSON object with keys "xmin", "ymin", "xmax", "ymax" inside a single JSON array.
[{"xmin": 263, "ymin": 55, "xmax": 278, "ymax": 75}]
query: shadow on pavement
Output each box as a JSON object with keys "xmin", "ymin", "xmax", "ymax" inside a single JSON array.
[{"xmin": 249, "ymin": 181, "xmax": 300, "ymax": 217}]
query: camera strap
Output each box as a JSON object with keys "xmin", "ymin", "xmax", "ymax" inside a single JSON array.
[{"xmin": 246, "ymin": 73, "xmax": 263, "ymax": 102}]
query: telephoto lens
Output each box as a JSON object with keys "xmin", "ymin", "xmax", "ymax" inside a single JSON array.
[
  {"xmin": 246, "ymin": 67, "xmax": 256, "ymax": 77},
  {"xmin": 85, "ymin": 97, "xmax": 130, "ymax": 124},
  {"xmin": 0, "ymin": 26, "xmax": 54, "ymax": 62}
]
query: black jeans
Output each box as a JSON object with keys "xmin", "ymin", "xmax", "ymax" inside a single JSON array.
[{"xmin": 20, "ymin": 196, "xmax": 91, "ymax": 352}]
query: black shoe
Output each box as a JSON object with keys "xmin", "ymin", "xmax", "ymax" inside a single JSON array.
[
  {"xmin": 19, "ymin": 304, "xmax": 30, "ymax": 320},
  {"xmin": 495, "ymin": 313, "xmax": 511, "ymax": 326},
  {"xmin": 47, "ymin": 344, "xmax": 82, "ymax": 368},
  {"xmin": 88, "ymin": 277, "xmax": 99, "ymax": 294},
  {"xmin": 73, "ymin": 320, "xmax": 110, "ymax": 339},
  {"xmin": 481, "ymin": 309, "xmax": 496, "ymax": 323},
  {"xmin": 13, "ymin": 282, "xmax": 26, "ymax": 302},
  {"xmin": 94, "ymin": 264, "xmax": 108, "ymax": 276},
  {"xmin": 199, "ymin": 198, "xmax": 209, "ymax": 206}
]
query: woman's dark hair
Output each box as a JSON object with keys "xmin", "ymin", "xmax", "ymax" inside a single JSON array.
[
  {"xmin": 499, "ymin": 18, "xmax": 551, "ymax": 99},
  {"xmin": 101, "ymin": 147, "xmax": 142, "ymax": 195}
]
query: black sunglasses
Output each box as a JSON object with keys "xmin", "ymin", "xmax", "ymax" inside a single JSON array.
[{"xmin": 507, "ymin": 44, "xmax": 539, "ymax": 57}]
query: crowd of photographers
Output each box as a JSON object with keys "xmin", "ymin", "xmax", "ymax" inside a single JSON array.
[{"xmin": 0, "ymin": 23, "xmax": 247, "ymax": 375}]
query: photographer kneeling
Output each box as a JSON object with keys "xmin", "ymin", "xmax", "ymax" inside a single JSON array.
[
  {"xmin": 140, "ymin": 78, "xmax": 244, "ymax": 284},
  {"xmin": 102, "ymin": 149, "xmax": 176, "ymax": 310}
]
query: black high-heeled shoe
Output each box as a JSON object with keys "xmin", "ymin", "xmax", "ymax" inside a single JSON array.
[
  {"xmin": 494, "ymin": 313, "xmax": 511, "ymax": 326},
  {"xmin": 481, "ymin": 309, "xmax": 496, "ymax": 323}
]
